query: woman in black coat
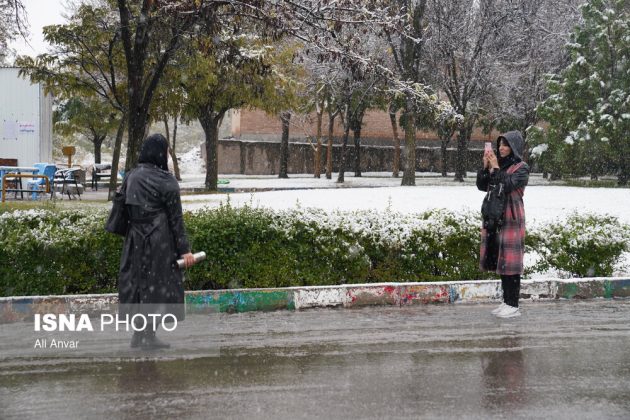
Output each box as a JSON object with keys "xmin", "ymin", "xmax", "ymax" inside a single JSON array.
[{"xmin": 118, "ymin": 134, "xmax": 194, "ymax": 349}]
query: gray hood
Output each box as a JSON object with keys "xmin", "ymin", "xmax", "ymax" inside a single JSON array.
[{"xmin": 497, "ymin": 131, "xmax": 525, "ymax": 161}]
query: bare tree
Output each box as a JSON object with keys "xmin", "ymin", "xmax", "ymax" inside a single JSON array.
[
  {"xmin": 298, "ymin": 26, "xmax": 387, "ymax": 182},
  {"xmin": 479, "ymin": 0, "xmax": 583, "ymax": 160},
  {"xmin": 381, "ymin": 0, "xmax": 431, "ymax": 186},
  {"xmin": 427, "ymin": 0, "xmax": 519, "ymax": 181}
]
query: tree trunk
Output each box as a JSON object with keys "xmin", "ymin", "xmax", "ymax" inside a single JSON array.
[
  {"xmin": 123, "ymin": 46, "xmax": 151, "ymax": 173},
  {"xmin": 440, "ymin": 136, "xmax": 449, "ymax": 177},
  {"xmin": 171, "ymin": 116, "xmax": 181, "ymax": 181},
  {"xmin": 337, "ymin": 104, "xmax": 350, "ymax": 183},
  {"xmin": 454, "ymin": 130, "xmax": 466, "ymax": 182},
  {"xmin": 93, "ymin": 135, "xmax": 105, "ymax": 164},
  {"xmin": 164, "ymin": 117, "xmax": 181, "ymax": 181},
  {"xmin": 125, "ymin": 105, "xmax": 150, "ymax": 172},
  {"xmin": 390, "ymin": 109, "xmax": 401, "ymax": 178},
  {"xmin": 326, "ymin": 112, "xmax": 336, "ymax": 180},
  {"xmin": 401, "ymin": 98, "xmax": 416, "ymax": 186},
  {"xmin": 199, "ymin": 109, "xmax": 223, "ymax": 192},
  {"xmin": 454, "ymin": 120, "xmax": 473, "ymax": 182},
  {"xmin": 618, "ymin": 153, "xmax": 629, "ymax": 186},
  {"xmin": 163, "ymin": 117, "xmax": 169, "ymax": 157},
  {"xmin": 314, "ymin": 106, "xmax": 323, "ymax": 178},
  {"xmin": 521, "ymin": 122, "xmax": 531, "ymax": 163},
  {"xmin": 353, "ymin": 126, "xmax": 362, "ymax": 177},
  {"xmin": 349, "ymin": 108, "xmax": 365, "ymax": 177},
  {"xmin": 108, "ymin": 114, "xmax": 127, "ymax": 201},
  {"xmin": 337, "ymin": 115, "xmax": 351, "ymax": 183},
  {"xmin": 279, "ymin": 111, "xmax": 290, "ymax": 178}
]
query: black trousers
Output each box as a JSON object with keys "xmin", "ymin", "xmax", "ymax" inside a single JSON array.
[{"xmin": 501, "ymin": 274, "xmax": 521, "ymax": 307}]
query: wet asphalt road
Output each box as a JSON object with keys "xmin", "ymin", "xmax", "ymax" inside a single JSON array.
[{"xmin": 1, "ymin": 300, "xmax": 630, "ymax": 419}]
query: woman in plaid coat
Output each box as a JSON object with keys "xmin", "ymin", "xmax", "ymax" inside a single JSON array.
[{"xmin": 476, "ymin": 131, "xmax": 530, "ymax": 318}]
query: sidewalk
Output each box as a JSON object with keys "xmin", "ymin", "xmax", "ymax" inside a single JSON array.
[{"xmin": 2, "ymin": 277, "xmax": 629, "ymax": 323}]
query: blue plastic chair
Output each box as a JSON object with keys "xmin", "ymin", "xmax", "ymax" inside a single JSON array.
[{"xmin": 27, "ymin": 163, "xmax": 57, "ymax": 199}]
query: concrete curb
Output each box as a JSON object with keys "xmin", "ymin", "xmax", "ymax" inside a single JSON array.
[{"xmin": 1, "ymin": 278, "xmax": 629, "ymax": 323}]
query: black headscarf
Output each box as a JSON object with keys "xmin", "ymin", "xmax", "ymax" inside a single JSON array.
[
  {"xmin": 498, "ymin": 152, "xmax": 518, "ymax": 170},
  {"xmin": 497, "ymin": 135, "xmax": 521, "ymax": 170},
  {"xmin": 138, "ymin": 133, "xmax": 169, "ymax": 171},
  {"xmin": 496, "ymin": 131, "xmax": 525, "ymax": 170}
]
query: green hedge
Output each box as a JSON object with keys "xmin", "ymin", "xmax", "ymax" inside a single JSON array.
[
  {"xmin": 0, "ymin": 206, "xmax": 628, "ymax": 297},
  {"xmin": 0, "ymin": 209, "xmax": 122, "ymax": 296},
  {"xmin": 528, "ymin": 213, "xmax": 630, "ymax": 277}
]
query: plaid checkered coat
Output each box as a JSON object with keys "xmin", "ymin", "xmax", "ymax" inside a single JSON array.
[{"xmin": 477, "ymin": 132, "xmax": 530, "ymax": 275}]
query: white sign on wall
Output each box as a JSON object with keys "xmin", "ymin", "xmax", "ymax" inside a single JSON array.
[{"xmin": 2, "ymin": 120, "xmax": 18, "ymax": 140}]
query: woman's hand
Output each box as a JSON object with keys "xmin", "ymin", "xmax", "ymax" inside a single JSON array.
[
  {"xmin": 181, "ymin": 252, "xmax": 195, "ymax": 268},
  {"xmin": 487, "ymin": 151, "xmax": 499, "ymax": 170},
  {"xmin": 483, "ymin": 152, "xmax": 490, "ymax": 169}
]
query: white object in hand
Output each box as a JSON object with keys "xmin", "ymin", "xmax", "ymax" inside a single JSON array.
[{"xmin": 177, "ymin": 251, "xmax": 206, "ymax": 269}]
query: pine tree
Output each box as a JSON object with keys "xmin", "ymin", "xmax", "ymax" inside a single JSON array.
[{"xmin": 537, "ymin": 0, "xmax": 630, "ymax": 184}]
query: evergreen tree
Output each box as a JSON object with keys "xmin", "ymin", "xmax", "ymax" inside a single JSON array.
[{"xmin": 537, "ymin": 0, "xmax": 630, "ymax": 184}]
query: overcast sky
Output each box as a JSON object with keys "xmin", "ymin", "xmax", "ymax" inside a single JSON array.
[{"xmin": 9, "ymin": 0, "xmax": 67, "ymax": 57}]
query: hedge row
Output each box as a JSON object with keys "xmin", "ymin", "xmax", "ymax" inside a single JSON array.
[{"xmin": 0, "ymin": 205, "xmax": 628, "ymax": 296}]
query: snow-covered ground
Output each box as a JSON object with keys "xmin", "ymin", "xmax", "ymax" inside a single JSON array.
[
  {"xmin": 180, "ymin": 173, "xmax": 630, "ymax": 227},
  {"xmin": 178, "ymin": 147, "xmax": 205, "ymax": 175},
  {"xmin": 94, "ymin": 143, "xmax": 628, "ymax": 229},
  {"xmin": 178, "ymin": 171, "xmax": 513, "ymax": 189}
]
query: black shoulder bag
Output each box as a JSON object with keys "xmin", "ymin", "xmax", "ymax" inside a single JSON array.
[
  {"xmin": 104, "ymin": 173, "xmax": 130, "ymax": 236},
  {"xmin": 481, "ymin": 181, "xmax": 507, "ymax": 232}
]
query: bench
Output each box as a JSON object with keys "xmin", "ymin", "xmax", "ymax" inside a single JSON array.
[
  {"xmin": 54, "ymin": 168, "xmax": 84, "ymax": 200},
  {"xmin": 0, "ymin": 158, "xmax": 18, "ymax": 166},
  {"xmin": 91, "ymin": 164, "xmax": 112, "ymax": 190}
]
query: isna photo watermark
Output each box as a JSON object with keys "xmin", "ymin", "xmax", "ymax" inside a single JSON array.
[{"xmin": 34, "ymin": 313, "xmax": 178, "ymax": 332}]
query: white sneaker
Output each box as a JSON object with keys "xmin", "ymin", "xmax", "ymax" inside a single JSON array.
[
  {"xmin": 491, "ymin": 303, "xmax": 508, "ymax": 315},
  {"xmin": 496, "ymin": 305, "xmax": 521, "ymax": 318}
]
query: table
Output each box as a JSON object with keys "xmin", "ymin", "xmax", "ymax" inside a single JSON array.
[{"xmin": 0, "ymin": 166, "xmax": 38, "ymax": 201}]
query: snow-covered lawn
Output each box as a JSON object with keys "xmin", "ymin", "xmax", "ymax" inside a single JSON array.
[{"xmin": 181, "ymin": 174, "xmax": 630, "ymax": 226}]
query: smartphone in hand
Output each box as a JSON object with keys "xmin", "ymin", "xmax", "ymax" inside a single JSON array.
[{"xmin": 484, "ymin": 142, "xmax": 493, "ymax": 153}]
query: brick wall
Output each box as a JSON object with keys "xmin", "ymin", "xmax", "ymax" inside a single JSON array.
[
  {"xmin": 237, "ymin": 108, "xmax": 500, "ymax": 144},
  {"xmin": 206, "ymin": 139, "xmax": 485, "ymax": 175}
]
